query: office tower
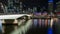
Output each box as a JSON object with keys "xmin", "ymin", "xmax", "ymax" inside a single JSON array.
[
  {"xmin": 53, "ymin": 0, "xmax": 60, "ymax": 13},
  {"xmin": 33, "ymin": 7, "xmax": 37, "ymax": 13},
  {"xmin": 48, "ymin": 0, "xmax": 54, "ymax": 17},
  {"xmin": 20, "ymin": 2, "xmax": 23, "ymax": 13},
  {"xmin": 7, "ymin": 0, "xmax": 14, "ymax": 14},
  {"xmin": 7, "ymin": 0, "xmax": 21, "ymax": 14},
  {"xmin": 13, "ymin": 0, "xmax": 20, "ymax": 14},
  {"xmin": 48, "ymin": 2, "xmax": 53, "ymax": 12},
  {"xmin": 55, "ymin": 1, "xmax": 60, "ymax": 17},
  {"xmin": 56, "ymin": 1, "xmax": 60, "ymax": 12},
  {"xmin": 0, "ymin": 3, "xmax": 5, "ymax": 14},
  {"xmin": 48, "ymin": 0, "xmax": 53, "ymax": 12}
]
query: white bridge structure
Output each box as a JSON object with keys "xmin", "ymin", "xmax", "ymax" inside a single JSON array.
[
  {"xmin": 0, "ymin": 14, "xmax": 32, "ymax": 24},
  {"xmin": 1, "ymin": 14, "xmax": 32, "ymax": 34}
]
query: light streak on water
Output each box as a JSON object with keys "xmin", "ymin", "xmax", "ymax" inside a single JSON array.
[
  {"xmin": 33, "ymin": 19, "xmax": 38, "ymax": 27},
  {"xmin": 48, "ymin": 19, "xmax": 51, "ymax": 26},
  {"xmin": 41, "ymin": 19, "xmax": 45, "ymax": 27},
  {"xmin": 39, "ymin": 19, "xmax": 41, "ymax": 27},
  {"xmin": 48, "ymin": 18, "xmax": 53, "ymax": 34},
  {"xmin": 10, "ymin": 19, "xmax": 33, "ymax": 34},
  {"xmin": 0, "ymin": 20, "xmax": 2, "ymax": 34}
]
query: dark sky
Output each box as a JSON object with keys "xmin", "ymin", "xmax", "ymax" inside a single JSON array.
[
  {"xmin": 23, "ymin": 0, "xmax": 48, "ymax": 8},
  {"xmin": 0, "ymin": 0, "xmax": 48, "ymax": 6}
]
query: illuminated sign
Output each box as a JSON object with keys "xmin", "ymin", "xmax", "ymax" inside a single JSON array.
[{"xmin": 48, "ymin": 0, "xmax": 53, "ymax": 2}]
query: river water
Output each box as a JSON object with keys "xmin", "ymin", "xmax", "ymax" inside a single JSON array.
[{"xmin": 2, "ymin": 19, "xmax": 59, "ymax": 34}]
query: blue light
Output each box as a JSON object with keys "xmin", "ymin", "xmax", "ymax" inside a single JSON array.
[
  {"xmin": 48, "ymin": 28, "xmax": 53, "ymax": 34},
  {"xmin": 48, "ymin": 0, "xmax": 53, "ymax": 2}
]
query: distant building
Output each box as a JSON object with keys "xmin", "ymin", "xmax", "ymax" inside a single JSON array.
[
  {"xmin": 0, "ymin": 3, "xmax": 5, "ymax": 14},
  {"xmin": 48, "ymin": 2, "xmax": 53, "ymax": 12},
  {"xmin": 0, "ymin": 0, "xmax": 48, "ymax": 14}
]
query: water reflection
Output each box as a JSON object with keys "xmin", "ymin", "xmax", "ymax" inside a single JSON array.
[
  {"xmin": 2, "ymin": 19, "xmax": 49, "ymax": 34},
  {"xmin": 0, "ymin": 20, "xmax": 3, "ymax": 34},
  {"xmin": 2, "ymin": 18, "xmax": 57, "ymax": 34},
  {"xmin": 2, "ymin": 25, "xmax": 18, "ymax": 34}
]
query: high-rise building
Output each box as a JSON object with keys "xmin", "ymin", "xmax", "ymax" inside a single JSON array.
[
  {"xmin": 48, "ymin": 2, "xmax": 53, "ymax": 12},
  {"xmin": 56, "ymin": 1, "xmax": 60, "ymax": 12},
  {"xmin": 7, "ymin": 0, "xmax": 22, "ymax": 14},
  {"xmin": 0, "ymin": 0, "xmax": 48, "ymax": 14},
  {"xmin": 55, "ymin": 1, "xmax": 60, "ymax": 16},
  {"xmin": 0, "ymin": 3, "xmax": 5, "ymax": 14}
]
